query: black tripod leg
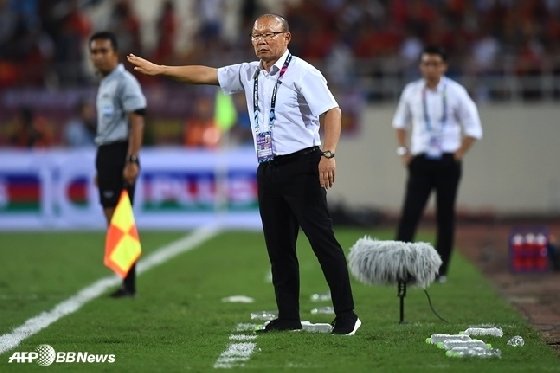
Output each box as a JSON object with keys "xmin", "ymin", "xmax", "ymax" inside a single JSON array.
[{"xmin": 398, "ymin": 280, "xmax": 407, "ymax": 324}]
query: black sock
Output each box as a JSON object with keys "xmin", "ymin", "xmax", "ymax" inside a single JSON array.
[{"xmin": 123, "ymin": 264, "xmax": 136, "ymax": 293}]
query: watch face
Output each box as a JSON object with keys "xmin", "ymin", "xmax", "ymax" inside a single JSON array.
[
  {"xmin": 322, "ymin": 151, "xmax": 334, "ymax": 159},
  {"xmin": 397, "ymin": 147, "xmax": 408, "ymax": 156}
]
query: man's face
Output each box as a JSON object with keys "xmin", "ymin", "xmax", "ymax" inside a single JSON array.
[
  {"xmin": 419, "ymin": 53, "xmax": 447, "ymax": 81},
  {"xmin": 251, "ymin": 17, "xmax": 291, "ymax": 62},
  {"xmin": 89, "ymin": 39, "xmax": 119, "ymax": 74}
]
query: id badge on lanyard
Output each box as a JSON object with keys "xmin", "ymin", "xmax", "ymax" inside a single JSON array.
[
  {"xmin": 256, "ymin": 131, "xmax": 274, "ymax": 163},
  {"xmin": 423, "ymin": 85, "xmax": 447, "ymax": 160},
  {"xmin": 426, "ymin": 133, "xmax": 443, "ymax": 159},
  {"xmin": 253, "ymin": 54, "xmax": 292, "ymax": 163}
]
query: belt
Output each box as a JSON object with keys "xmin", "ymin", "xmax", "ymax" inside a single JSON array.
[
  {"xmin": 264, "ymin": 146, "xmax": 320, "ymax": 165},
  {"xmin": 416, "ymin": 153, "xmax": 455, "ymax": 160},
  {"xmin": 97, "ymin": 139, "xmax": 128, "ymax": 148}
]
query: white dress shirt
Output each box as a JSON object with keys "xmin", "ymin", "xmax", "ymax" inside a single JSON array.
[
  {"xmin": 217, "ymin": 49, "xmax": 338, "ymax": 155},
  {"xmin": 392, "ymin": 77, "xmax": 482, "ymax": 155}
]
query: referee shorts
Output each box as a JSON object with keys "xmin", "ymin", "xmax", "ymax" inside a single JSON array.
[{"xmin": 95, "ymin": 140, "xmax": 136, "ymax": 208}]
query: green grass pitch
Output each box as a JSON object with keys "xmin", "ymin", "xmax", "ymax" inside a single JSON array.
[{"xmin": 0, "ymin": 229, "xmax": 558, "ymax": 372}]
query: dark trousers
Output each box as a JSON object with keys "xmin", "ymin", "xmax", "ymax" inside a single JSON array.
[
  {"xmin": 396, "ymin": 154, "xmax": 462, "ymax": 276},
  {"xmin": 123, "ymin": 264, "xmax": 136, "ymax": 292},
  {"xmin": 96, "ymin": 141, "xmax": 136, "ymax": 292},
  {"xmin": 257, "ymin": 147, "xmax": 355, "ymax": 321}
]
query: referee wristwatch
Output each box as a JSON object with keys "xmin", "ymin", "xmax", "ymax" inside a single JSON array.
[
  {"xmin": 127, "ymin": 154, "xmax": 140, "ymax": 165},
  {"xmin": 321, "ymin": 150, "xmax": 335, "ymax": 159}
]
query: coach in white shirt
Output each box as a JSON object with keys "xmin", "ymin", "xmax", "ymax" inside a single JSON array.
[
  {"xmin": 392, "ymin": 45, "xmax": 482, "ymax": 283},
  {"xmin": 127, "ymin": 14, "xmax": 360, "ymax": 335}
]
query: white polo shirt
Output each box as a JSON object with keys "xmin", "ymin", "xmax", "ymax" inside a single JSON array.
[
  {"xmin": 392, "ymin": 77, "xmax": 482, "ymax": 155},
  {"xmin": 217, "ymin": 49, "xmax": 338, "ymax": 155}
]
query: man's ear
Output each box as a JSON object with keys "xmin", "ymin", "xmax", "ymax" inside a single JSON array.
[{"xmin": 284, "ymin": 32, "xmax": 292, "ymax": 44}]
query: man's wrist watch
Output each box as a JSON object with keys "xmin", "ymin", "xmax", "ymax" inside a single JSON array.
[
  {"xmin": 321, "ymin": 150, "xmax": 335, "ymax": 159},
  {"xmin": 396, "ymin": 146, "xmax": 408, "ymax": 156},
  {"xmin": 127, "ymin": 154, "xmax": 140, "ymax": 165}
]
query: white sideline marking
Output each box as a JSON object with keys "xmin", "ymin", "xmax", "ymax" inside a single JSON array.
[
  {"xmin": 214, "ymin": 323, "xmax": 259, "ymax": 369},
  {"xmin": 0, "ymin": 225, "xmax": 220, "ymax": 355},
  {"xmin": 229, "ymin": 334, "xmax": 257, "ymax": 341},
  {"xmin": 235, "ymin": 323, "xmax": 259, "ymax": 332}
]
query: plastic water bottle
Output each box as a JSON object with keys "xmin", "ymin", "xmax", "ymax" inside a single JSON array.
[
  {"xmin": 310, "ymin": 306, "xmax": 335, "ymax": 315},
  {"xmin": 462, "ymin": 326, "xmax": 503, "ymax": 337},
  {"xmin": 439, "ymin": 339, "xmax": 491, "ymax": 350},
  {"xmin": 250, "ymin": 311, "xmax": 277, "ymax": 321},
  {"xmin": 301, "ymin": 321, "xmax": 333, "ymax": 333},
  {"xmin": 426, "ymin": 334, "xmax": 472, "ymax": 344},
  {"xmin": 446, "ymin": 346, "xmax": 488, "ymax": 354},
  {"xmin": 446, "ymin": 347, "xmax": 502, "ymax": 358},
  {"xmin": 507, "ymin": 335, "xmax": 525, "ymax": 347}
]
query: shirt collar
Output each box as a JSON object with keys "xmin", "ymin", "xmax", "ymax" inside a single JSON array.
[
  {"xmin": 423, "ymin": 77, "xmax": 447, "ymax": 92},
  {"xmin": 257, "ymin": 49, "xmax": 290, "ymax": 76},
  {"xmin": 272, "ymin": 49, "xmax": 290, "ymax": 74},
  {"xmin": 104, "ymin": 64, "xmax": 124, "ymax": 80}
]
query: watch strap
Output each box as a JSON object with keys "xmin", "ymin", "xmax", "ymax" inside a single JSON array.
[{"xmin": 127, "ymin": 154, "xmax": 140, "ymax": 165}]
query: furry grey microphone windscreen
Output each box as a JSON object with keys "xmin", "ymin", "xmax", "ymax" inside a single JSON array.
[{"xmin": 347, "ymin": 236, "xmax": 442, "ymax": 288}]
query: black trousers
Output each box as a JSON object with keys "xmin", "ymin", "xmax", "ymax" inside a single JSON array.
[
  {"xmin": 96, "ymin": 141, "xmax": 136, "ymax": 292},
  {"xmin": 257, "ymin": 147, "xmax": 355, "ymax": 321},
  {"xmin": 396, "ymin": 154, "xmax": 462, "ymax": 276},
  {"xmin": 95, "ymin": 141, "xmax": 136, "ymax": 207}
]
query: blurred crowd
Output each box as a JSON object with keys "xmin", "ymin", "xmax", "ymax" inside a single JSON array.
[
  {"xmin": 0, "ymin": 0, "xmax": 559, "ymax": 148},
  {"xmin": 1, "ymin": 0, "xmax": 559, "ymax": 88}
]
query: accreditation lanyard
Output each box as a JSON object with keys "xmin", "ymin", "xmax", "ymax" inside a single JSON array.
[
  {"xmin": 422, "ymin": 83, "xmax": 447, "ymax": 158},
  {"xmin": 252, "ymin": 54, "xmax": 292, "ymax": 133},
  {"xmin": 422, "ymin": 83, "xmax": 447, "ymax": 132}
]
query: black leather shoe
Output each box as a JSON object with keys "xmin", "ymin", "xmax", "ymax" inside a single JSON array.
[
  {"xmin": 331, "ymin": 314, "xmax": 361, "ymax": 335},
  {"xmin": 109, "ymin": 288, "xmax": 135, "ymax": 298},
  {"xmin": 256, "ymin": 319, "xmax": 302, "ymax": 333}
]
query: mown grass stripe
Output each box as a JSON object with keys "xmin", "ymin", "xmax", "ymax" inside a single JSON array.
[{"xmin": 0, "ymin": 225, "xmax": 220, "ymax": 355}]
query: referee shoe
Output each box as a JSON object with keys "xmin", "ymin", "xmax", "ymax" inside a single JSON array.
[{"xmin": 109, "ymin": 287, "xmax": 135, "ymax": 298}]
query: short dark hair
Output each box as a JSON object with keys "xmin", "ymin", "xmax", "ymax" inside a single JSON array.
[
  {"xmin": 89, "ymin": 31, "xmax": 118, "ymax": 51},
  {"xmin": 422, "ymin": 45, "xmax": 447, "ymax": 62},
  {"xmin": 258, "ymin": 13, "xmax": 290, "ymax": 32}
]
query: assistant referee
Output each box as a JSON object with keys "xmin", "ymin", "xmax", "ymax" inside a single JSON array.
[{"xmin": 89, "ymin": 31, "xmax": 147, "ymax": 298}]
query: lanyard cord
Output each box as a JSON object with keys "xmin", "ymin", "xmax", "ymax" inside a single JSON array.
[
  {"xmin": 252, "ymin": 54, "xmax": 292, "ymax": 133},
  {"xmin": 422, "ymin": 83, "xmax": 447, "ymax": 132}
]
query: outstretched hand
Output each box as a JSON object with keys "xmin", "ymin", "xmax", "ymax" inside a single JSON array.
[{"xmin": 127, "ymin": 54, "xmax": 162, "ymax": 76}]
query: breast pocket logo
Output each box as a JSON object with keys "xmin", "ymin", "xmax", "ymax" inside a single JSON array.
[{"xmin": 101, "ymin": 103, "xmax": 115, "ymax": 118}]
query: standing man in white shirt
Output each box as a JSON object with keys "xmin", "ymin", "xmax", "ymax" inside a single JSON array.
[
  {"xmin": 392, "ymin": 46, "xmax": 483, "ymax": 283},
  {"xmin": 127, "ymin": 14, "xmax": 360, "ymax": 335}
]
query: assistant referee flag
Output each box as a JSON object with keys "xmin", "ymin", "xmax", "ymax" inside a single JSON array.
[{"xmin": 104, "ymin": 190, "xmax": 141, "ymax": 277}]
